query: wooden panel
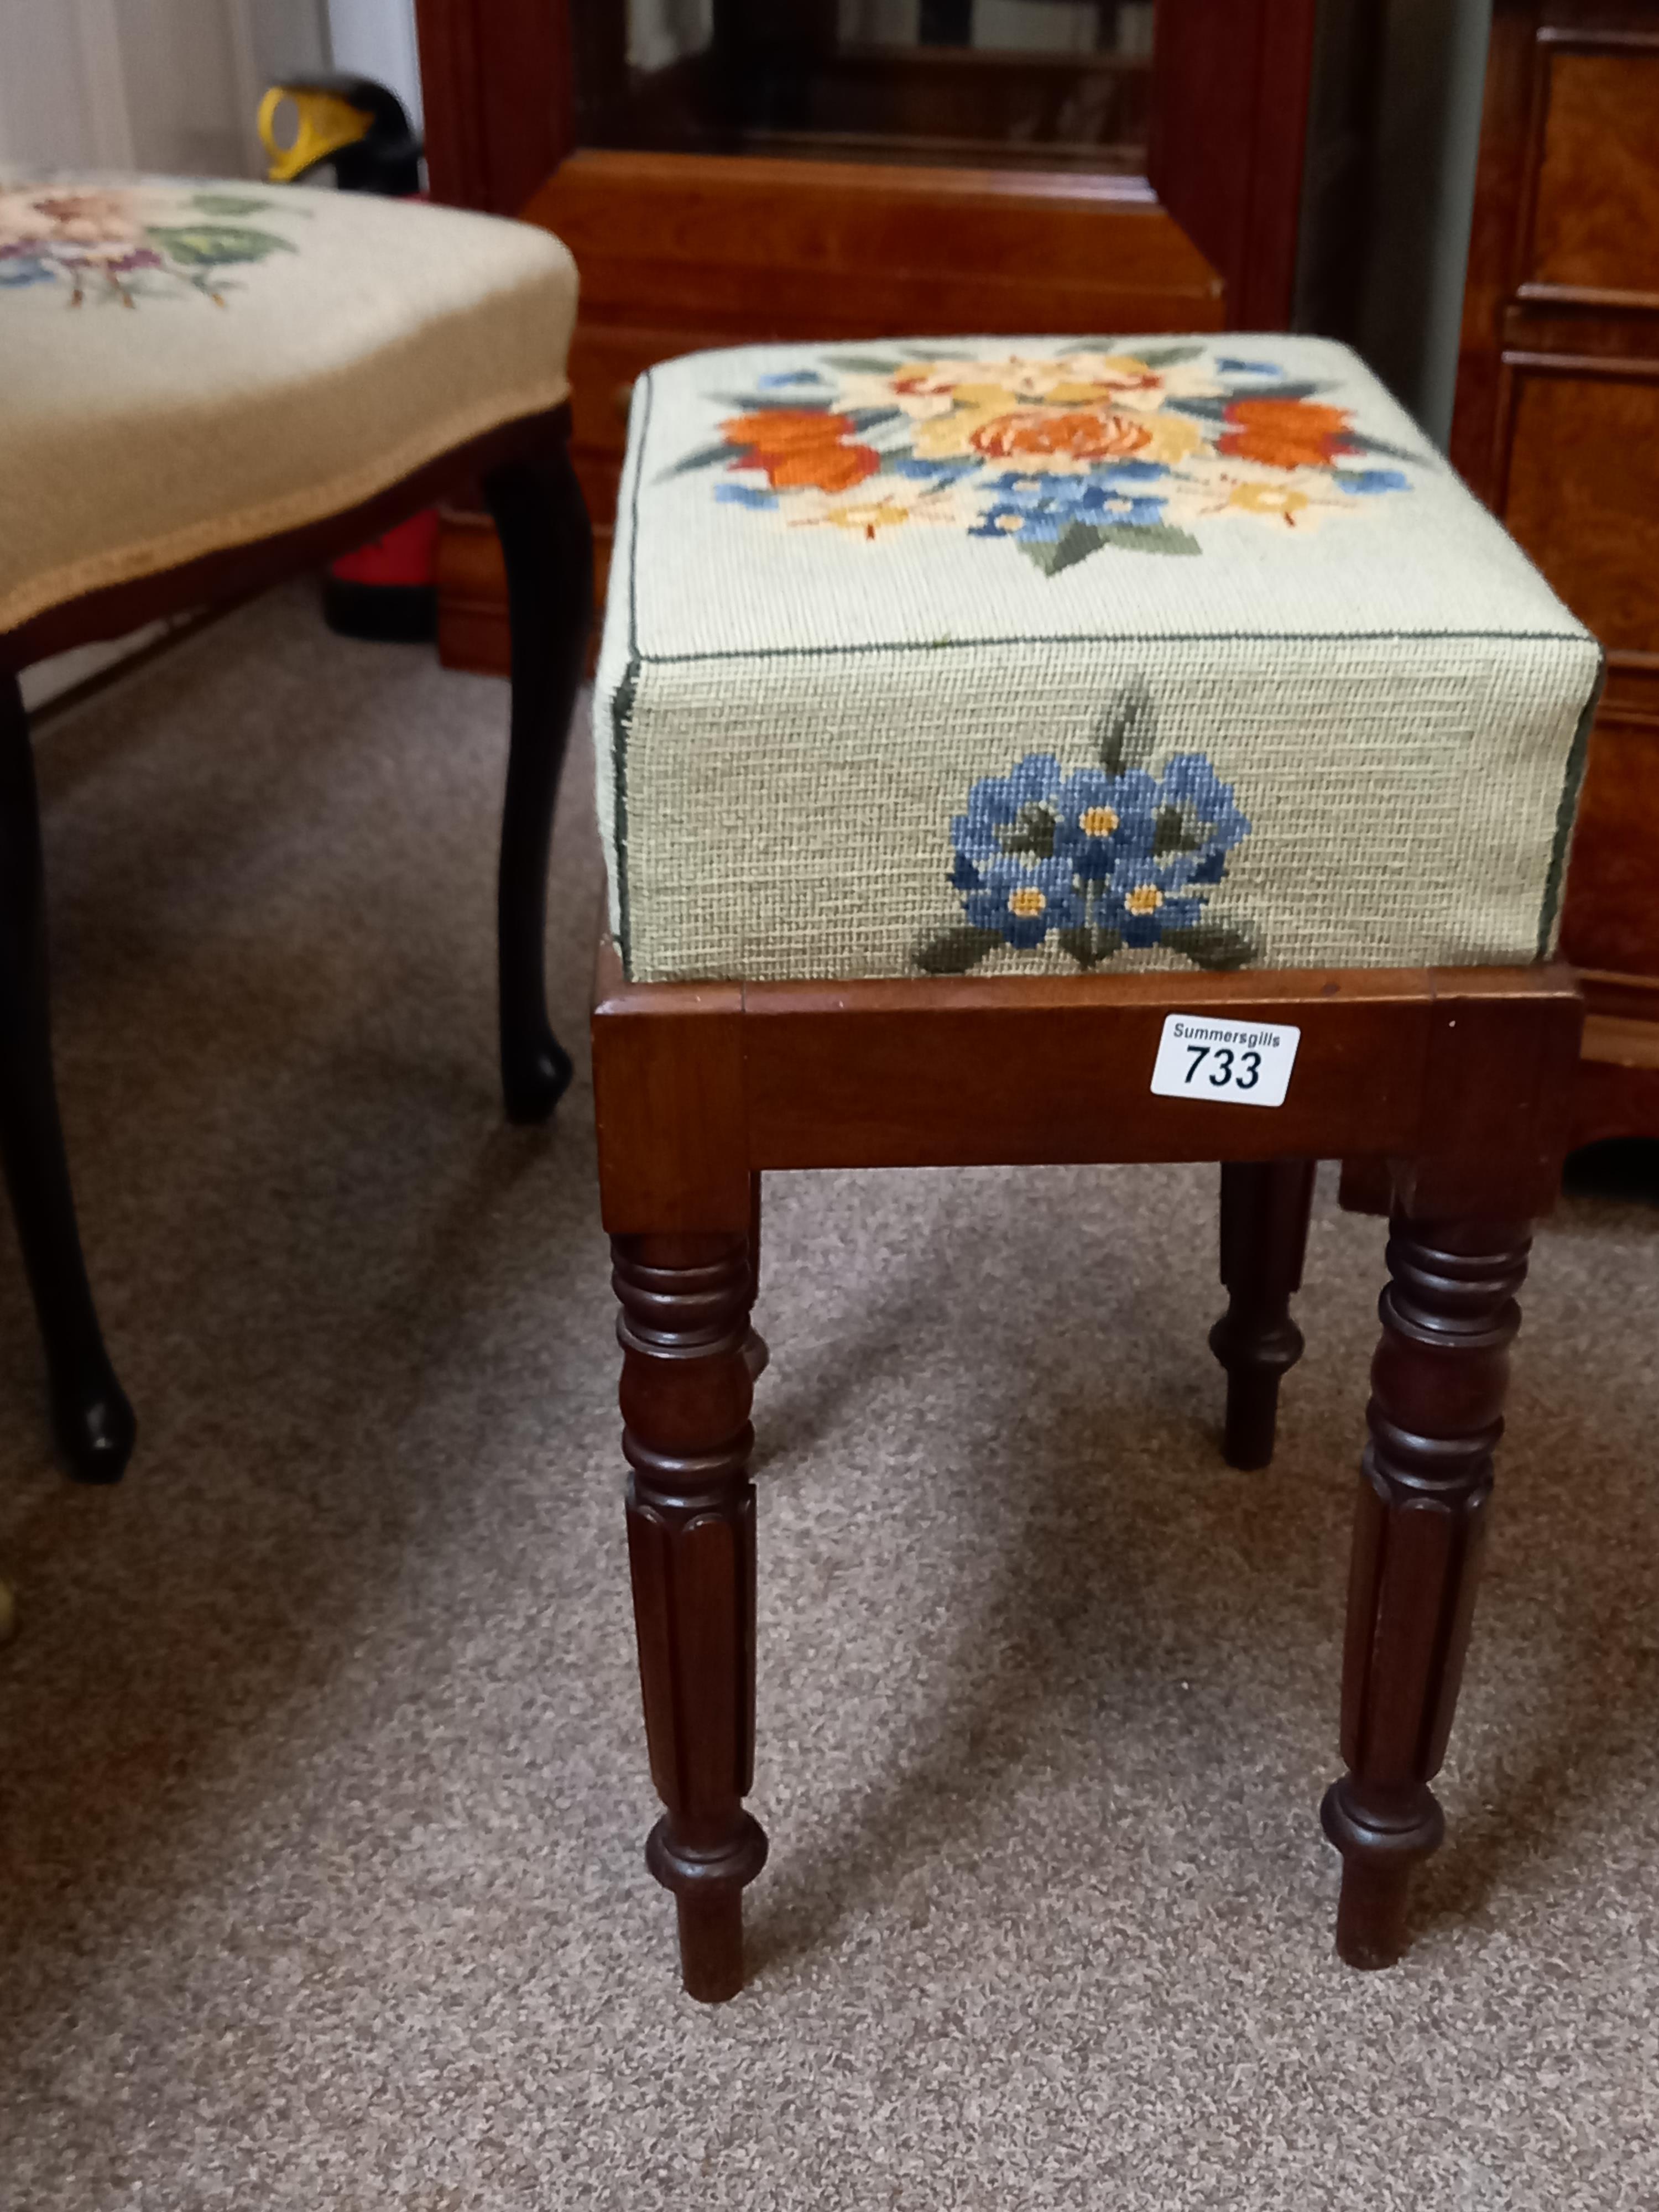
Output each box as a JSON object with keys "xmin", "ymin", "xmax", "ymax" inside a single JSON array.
[
  {"xmin": 1569, "ymin": 1051, "xmax": 1659, "ymax": 1146},
  {"xmin": 738, "ymin": 970, "xmax": 1578, "ymax": 1175},
  {"xmin": 1527, "ymin": 44, "xmax": 1659, "ymax": 305},
  {"xmin": 1451, "ymin": 0, "xmax": 1541, "ymax": 501},
  {"xmin": 592, "ymin": 945, "xmax": 752, "ymax": 1234},
  {"xmin": 1560, "ymin": 719, "xmax": 1659, "ymax": 973},
  {"xmin": 592, "ymin": 963, "xmax": 1582, "ymax": 1210},
  {"xmin": 1500, "ymin": 358, "xmax": 1659, "ymax": 653},
  {"xmin": 1147, "ymin": 0, "xmax": 1321, "ymax": 328},
  {"xmin": 529, "ymin": 150, "xmax": 1224, "ymax": 339},
  {"xmin": 412, "ymin": 0, "xmax": 573, "ymax": 215}
]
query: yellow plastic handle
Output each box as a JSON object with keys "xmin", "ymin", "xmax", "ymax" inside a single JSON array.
[{"xmin": 257, "ymin": 86, "xmax": 375, "ymax": 182}]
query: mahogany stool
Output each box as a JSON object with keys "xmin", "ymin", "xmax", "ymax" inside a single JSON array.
[
  {"xmin": 589, "ymin": 335, "xmax": 1602, "ymax": 2000},
  {"xmin": 1, "ymin": 171, "xmax": 591, "ymax": 1480}
]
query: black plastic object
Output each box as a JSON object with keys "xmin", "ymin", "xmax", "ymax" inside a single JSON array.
[{"xmin": 277, "ymin": 72, "xmax": 422, "ymax": 195}]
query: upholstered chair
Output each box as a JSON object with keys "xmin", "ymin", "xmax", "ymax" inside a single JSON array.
[{"xmin": 1, "ymin": 172, "xmax": 592, "ymax": 1480}]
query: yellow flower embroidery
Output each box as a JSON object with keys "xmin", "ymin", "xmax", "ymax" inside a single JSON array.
[
  {"xmin": 1227, "ymin": 481, "xmax": 1313, "ymax": 523},
  {"xmin": 822, "ymin": 498, "xmax": 914, "ymax": 538}
]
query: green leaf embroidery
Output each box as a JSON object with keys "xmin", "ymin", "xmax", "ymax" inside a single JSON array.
[
  {"xmin": 1020, "ymin": 520, "xmax": 1200, "ymax": 576},
  {"xmin": 1056, "ymin": 925, "xmax": 1124, "ymax": 971},
  {"xmin": 144, "ymin": 223, "xmax": 295, "ymax": 268},
  {"xmin": 1018, "ymin": 523, "xmax": 1112, "ymax": 577},
  {"xmin": 823, "ymin": 355, "xmax": 905, "ymax": 375},
  {"xmin": 1347, "ymin": 430, "xmax": 1433, "ymax": 467},
  {"xmin": 712, "ymin": 392, "xmax": 830, "ymax": 414},
  {"xmin": 1164, "ymin": 919, "xmax": 1262, "ymax": 972},
  {"xmin": 1094, "ymin": 523, "xmax": 1202, "ymax": 558},
  {"xmin": 1095, "ymin": 674, "xmax": 1157, "ymax": 775},
  {"xmin": 660, "ymin": 442, "xmax": 735, "ymax": 479},
  {"xmin": 995, "ymin": 802, "xmax": 1060, "ymax": 860},
  {"xmin": 189, "ymin": 192, "xmax": 279, "ymax": 217},
  {"xmin": 1152, "ymin": 802, "xmax": 1208, "ymax": 857},
  {"xmin": 1133, "ymin": 343, "xmax": 1207, "ymax": 368},
  {"xmin": 914, "ymin": 925, "xmax": 1002, "ymax": 975}
]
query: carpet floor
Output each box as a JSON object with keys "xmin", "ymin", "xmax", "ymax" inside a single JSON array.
[{"xmin": 3, "ymin": 586, "xmax": 1657, "ymax": 2210}]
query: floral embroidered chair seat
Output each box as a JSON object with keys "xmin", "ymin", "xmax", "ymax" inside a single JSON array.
[
  {"xmin": 1, "ymin": 174, "xmax": 591, "ymax": 1480},
  {"xmin": 589, "ymin": 337, "xmax": 1603, "ymax": 2002}
]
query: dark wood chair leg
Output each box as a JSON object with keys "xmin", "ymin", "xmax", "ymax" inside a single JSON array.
[
  {"xmin": 1208, "ymin": 1157, "xmax": 1317, "ymax": 1469},
  {"xmin": 743, "ymin": 1170, "xmax": 769, "ymax": 1381},
  {"xmin": 0, "ymin": 674, "xmax": 135, "ymax": 1481},
  {"xmin": 1321, "ymin": 1203, "xmax": 1531, "ymax": 1968},
  {"xmin": 481, "ymin": 430, "xmax": 593, "ymax": 1125},
  {"xmin": 614, "ymin": 1230, "xmax": 768, "ymax": 2001}
]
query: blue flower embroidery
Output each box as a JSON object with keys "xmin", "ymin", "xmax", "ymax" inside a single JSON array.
[
  {"xmin": 1331, "ymin": 467, "xmax": 1410, "ymax": 495},
  {"xmin": 969, "ymin": 467, "xmax": 1174, "ymax": 544},
  {"xmin": 957, "ymin": 852, "xmax": 1084, "ymax": 947},
  {"xmin": 921, "ymin": 693, "xmax": 1257, "ymax": 974}
]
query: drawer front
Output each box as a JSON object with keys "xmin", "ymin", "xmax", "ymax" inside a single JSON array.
[
  {"xmin": 1562, "ymin": 719, "xmax": 1659, "ymax": 975},
  {"xmin": 1530, "ymin": 44, "xmax": 1659, "ymax": 302},
  {"xmin": 1501, "ymin": 361, "xmax": 1659, "ymax": 654}
]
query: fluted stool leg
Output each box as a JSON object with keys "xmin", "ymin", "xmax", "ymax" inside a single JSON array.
[
  {"xmin": 1209, "ymin": 1158, "xmax": 1317, "ymax": 1470},
  {"xmin": 614, "ymin": 1231, "xmax": 768, "ymax": 2001},
  {"xmin": 1322, "ymin": 1207, "xmax": 1531, "ymax": 1968}
]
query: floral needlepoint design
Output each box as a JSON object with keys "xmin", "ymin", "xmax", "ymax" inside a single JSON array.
[
  {"xmin": 0, "ymin": 181, "xmax": 299, "ymax": 306},
  {"xmin": 916, "ymin": 679, "xmax": 1259, "ymax": 975},
  {"xmin": 669, "ymin": 343, "xmax": 1420, "ymax": 572}
]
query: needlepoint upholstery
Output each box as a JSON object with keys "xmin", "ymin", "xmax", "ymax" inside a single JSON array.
[
  {"xmin": 0, "ymin": 173, "xmax": 577, "ymax": 635},
  {"xmin": 595, "ymin": 336, "xmax": 1603, "ymax": 986}
]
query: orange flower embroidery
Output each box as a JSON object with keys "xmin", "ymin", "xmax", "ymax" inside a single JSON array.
[
  {"xmin": 720, "ymin": 410, "xmax": 880, "ymax": 494},
  {"xmin": 971, "ymin": 408, "xmax": 1152, "ymax": 462},
  {"xmin": 1218, "ymin": 399, "xmax": 1357, "ymax": 469}
]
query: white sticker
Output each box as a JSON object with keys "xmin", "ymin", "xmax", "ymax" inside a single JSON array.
[{"xmin": 1150, "ymin": 1014, "xmax": 1301, "ymax": 1108}]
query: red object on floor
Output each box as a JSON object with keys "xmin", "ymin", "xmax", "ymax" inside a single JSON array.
[{"xmin": 330, "ymin": 507, "xmax": 440, "ymax": 587}]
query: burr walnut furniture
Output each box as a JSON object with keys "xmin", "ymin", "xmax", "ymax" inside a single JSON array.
[
  {"xmin": 0, "ymin": 174, "xmax": 591, "ymax": 1483},
  {"xmin": 590, "ymin": 333, "xmax": 1599, "ymax": 1999},
  {"xmin": 1452, "ymin": 0, "xmax": 1659, "ymax": 1142}
]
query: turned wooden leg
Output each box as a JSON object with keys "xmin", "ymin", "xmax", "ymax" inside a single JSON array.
[
  {"xmin": 0, "ymin": 674, "xmax": 134, "ymax": 1481},
  {"xmin": 482, "ymin": 432, "xmax": 593, "ymax": 1125},
  {"xmin": 614, "ymin": 1230, "xmax": 768, "ymax": 2001},
  {"xmin": 743, "ymin": 1171, "xmax": 769, "ymax": 1381},
  {"xmin": 1208, "ymin": 1157, "xmax": 1316, "ymax": 1469},
  {"xmin": 1322, "ymin": 1204, "xmax": 1531, "ymax": 1968}
]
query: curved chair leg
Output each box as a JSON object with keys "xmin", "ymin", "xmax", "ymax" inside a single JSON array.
[
  {"xmin": 1322, "ymin": 1204, "xmax": 1530, "ymax": 1967},
  {"xmin": 482, "ymin": 428, "xmax": 594, "ymax": 1124},
  {"xmin": 0, "ymin": 674, "xmax": 135, "ymax": 1481},
  {"xmin": 1208, "ymin": 1158, "xmax": 1317, "ymax": 1469}
]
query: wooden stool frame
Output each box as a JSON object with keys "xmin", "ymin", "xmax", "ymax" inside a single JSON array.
[
  {"xmin": 593, "ymin": 947, "xmax": 1583, "ymax": 1999},
  {"xmin": 1, "ymin": 405, "xmax": 592, "ymax": 1482}
]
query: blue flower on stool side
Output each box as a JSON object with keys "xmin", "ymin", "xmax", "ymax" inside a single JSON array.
[
  {"xmin": 947, "ymin": 745, "xmax": 1251, "ymax": 956},
  {"xmin": 951, "ymin": 753, "xmax": 1079, "ymax": 946},
  {"xmin": 1154, "ymin": 755, "xmax": 1251, "ymax": 890},
  {"xmin": 1054, "ymin": 764, "xmax": 1160, "ymax": 875},
  {"xmin": 951, "ymin": 750, "xmax": 1066, "ymax": 869},
  {"xmin": 957, "ymin": 853, "xmax": 1083, "ymax": 947}
]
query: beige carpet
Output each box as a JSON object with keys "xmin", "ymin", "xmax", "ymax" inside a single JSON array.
[{"xmin": 3, "ymin": 586, "xmax": 1657, "ymax": 2210}]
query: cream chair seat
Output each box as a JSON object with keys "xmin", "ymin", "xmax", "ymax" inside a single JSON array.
[{"xmin": 1, "ymin": 173, "xmax": 591, "ymax": 1481}]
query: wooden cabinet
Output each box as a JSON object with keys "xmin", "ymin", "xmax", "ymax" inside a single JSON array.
[
  {"xmin": 1452, "ymin": 0, "xmax": 1659, "ymax": 1141},
  {"xmin": 414, "ymin": 0, "xmax": 1319, "ymax": 661}
]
